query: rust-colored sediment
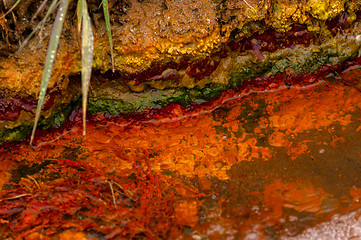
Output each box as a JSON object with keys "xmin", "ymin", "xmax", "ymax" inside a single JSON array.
[
  {"xmin": 2, "ymin": 0, "xmax": 361, "ymax": 238},
  {"xmin": 1, "ymin": 65, "xmax": 361, "ymax": 238}
]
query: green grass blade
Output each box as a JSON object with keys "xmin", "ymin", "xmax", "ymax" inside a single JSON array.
[
  {"xmin": 38, "ymin": 0, "xmax": 61, "ymax": 36},
  {"xmin": 76, "ymin": 0, "xmax": 82, "ymax": 34},
  {"xmin": 40, "ymin": 0, "xmax": 59, "ymax": 21},
  {"xmin": 18, "ymin": 0, "xmax": 60, "ymax": 53},
  {"xmin": 81, "ymin": 0, "xmax": 94, "ymax": 136},
  {"xmin": 102, "ymin": 0, "xmax": 114, "ymax": 72},
  {"xmin": 0, "ymin": 0, "xmax": 21, "ymax": 19},
  {"xmin": 30, "ymin": 0, "xmax": 70, "ymax": 145},
  {"xmin": 31, "ymin": 0, "xmax": 49, "ymax": 22}
]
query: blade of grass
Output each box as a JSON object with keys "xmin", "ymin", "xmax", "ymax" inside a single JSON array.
[
  {"xmin": 0, "ymin": 0, "xmax": 21, "ymax": 19},
  {"xmin": 17, "ymin": 0, "xmax": 60, "ymax": 53},
  {"xmin": 76, "ymin": 0, "xmax": 82, "ymax": 34},
  {"xmin": 31, "ymin": 0, "xmax": 48, "ymax": 22},
  {"xmin": 38, "ymin": 0, "xmax": 61, "ymax": 37},
  {"xmin": 81, "ymin": 0, "xmax": 94, "ymax": 136},
  {"xmin": 30, "ymin": 0, "xmax": 70, "ymax": 145},
  {"xmin": 102, "ymin": 0, "xmax": 114, "ymax": 72}
]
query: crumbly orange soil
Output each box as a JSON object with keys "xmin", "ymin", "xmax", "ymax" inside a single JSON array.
[{"xmin": 0, "ymin": 0, "xmax": 359, "ymax": 96}]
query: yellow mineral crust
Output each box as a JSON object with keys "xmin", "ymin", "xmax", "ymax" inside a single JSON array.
[
  {"xmin": 269, "ymin": 0, "xmax": 304, "ymax": 31},
  {"xmin": 0, "ymin": 41, "xmax": 78, "ymax": 98},
  {"xmin": 0, "ymin": 0, "xmax": 360, "ymax": 99},
  {"xmin": 267, "ymin": 0, "xmax": 347, "ymax": 32}
]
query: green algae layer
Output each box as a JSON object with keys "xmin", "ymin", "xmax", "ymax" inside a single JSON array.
[
  {"xmin": 0, "ymin": 100, "xmax": 79, "ymax": 143},
  {"xmin": 87, "ymin": 23, "xmax": 361, "ymax": 115}
]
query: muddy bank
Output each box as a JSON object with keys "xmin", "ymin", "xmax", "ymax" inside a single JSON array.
[{"xmin": 0, "ymin": 0, "xmax": 361, "ymax": 143}]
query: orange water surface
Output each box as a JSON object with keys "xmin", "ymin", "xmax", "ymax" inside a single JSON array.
[{"xmin": 2, "ymin": 72, "xmax": 361, "ymax": 239}]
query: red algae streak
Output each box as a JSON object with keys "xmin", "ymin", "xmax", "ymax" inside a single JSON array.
[
  {"xmin": 0, "ymin": 92, "xmax": 59, "ymax": 121},
  {"xmin": 2, "ymin": 73, "xmax": 361, "ymax": 238},
  {"xmin": 117, "ymin": 12, "xmax": 355, "ymax": 87}
]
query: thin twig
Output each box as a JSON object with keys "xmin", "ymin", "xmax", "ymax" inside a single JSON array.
[
  {"xmin": 112, "ymin": 180, "xmax": 136, "ymax": 201},
  {"xmin": 0, "ymin": 193, "xmax": 32, "ymax": 201},
  {"xmin": 108, "ymin": 180, "xmax": 117, "ymax": 207},
  {"xmin": 243, "ymin": 0, "xmax": 254, "ymax": 9},
  {"xmin": 27, "ymin": 175, "xmax": 40, "ymax": 189}
]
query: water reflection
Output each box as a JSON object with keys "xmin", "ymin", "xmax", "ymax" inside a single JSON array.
[{"xmin": 1, "ymin": 77, "xmax": 361, "ymax": 239}]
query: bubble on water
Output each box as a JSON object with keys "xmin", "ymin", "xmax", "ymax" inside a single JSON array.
[
  {"xmin": 191, "ymin": 231, "xmax": 201, "ymax": 240},
  {"xmin": 356, "ymin": 35, "xmax": 361, "ymax": 43},
  {"xmin": 245, "ymin": 231, "xmax": 260, "ymax": 240}
]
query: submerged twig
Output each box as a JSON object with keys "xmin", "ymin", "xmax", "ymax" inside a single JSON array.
[
  {"xmin": 27, "ymin": 175, "xmax": 40, "ymax": 189},
  {"xmin": 112, "ymin": 180, "xmax": 136, "ymax": 201},
  {"xmin": 0, "ymin": 193, "xmax": 32, "ymax": 201},
  {"xmin": 108, "ymin": 180, "xmax": 117, "ymax": 207}
]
